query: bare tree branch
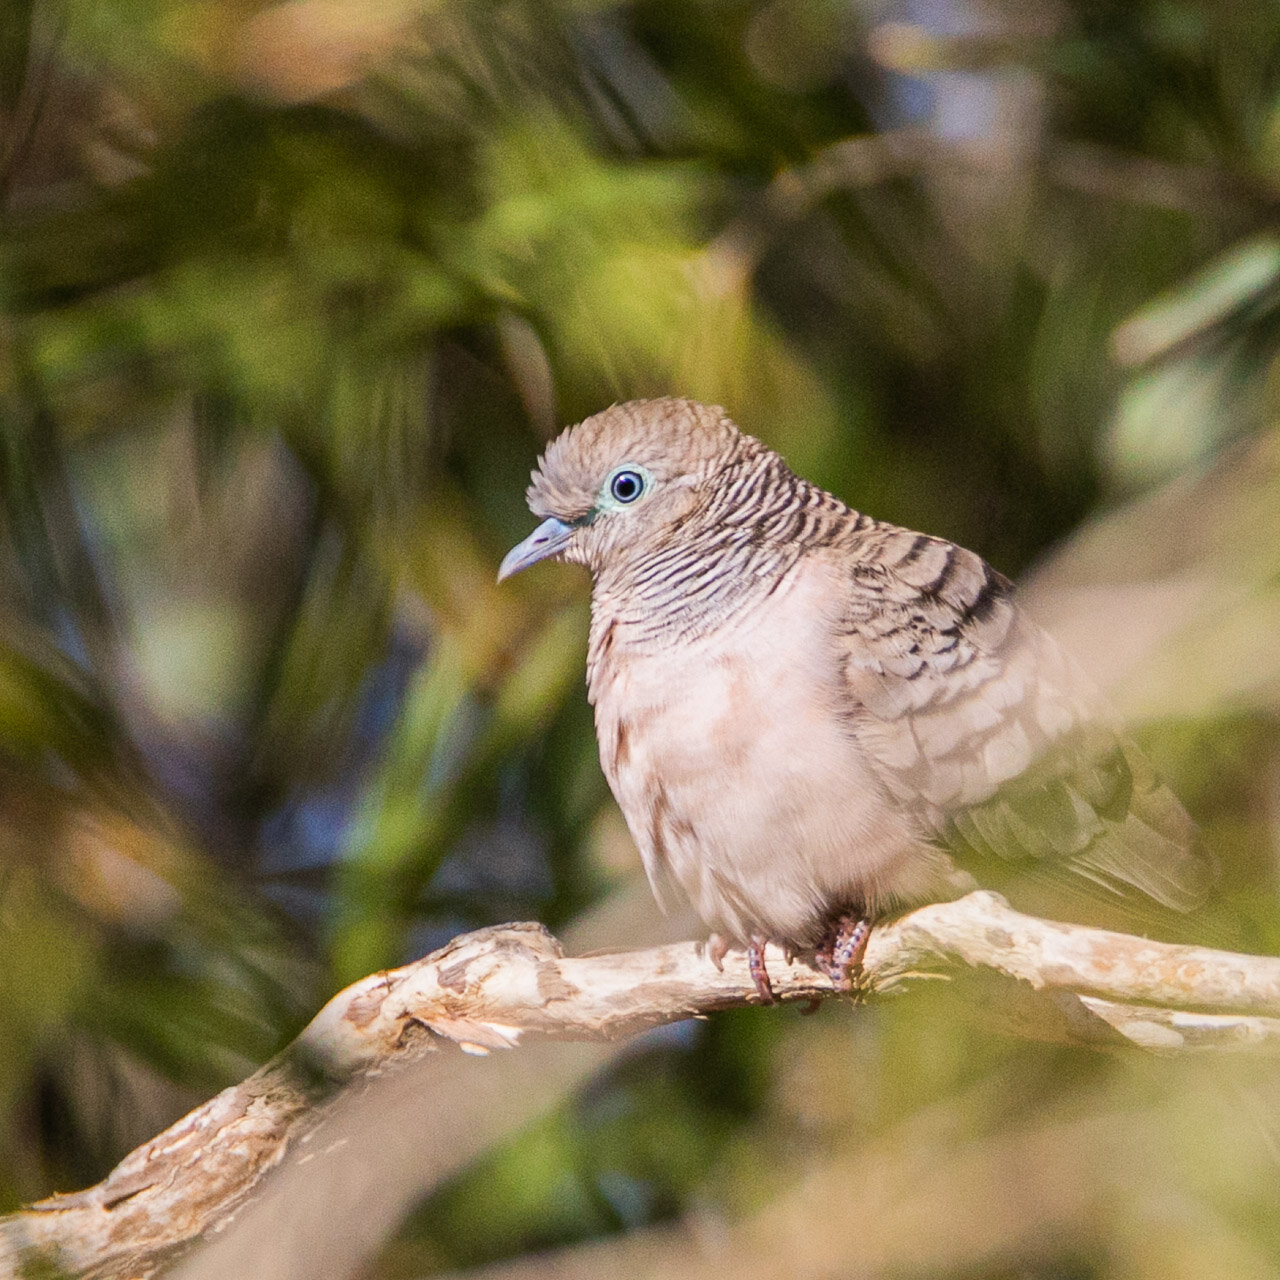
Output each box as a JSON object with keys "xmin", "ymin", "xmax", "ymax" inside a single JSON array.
[{"xmin": 3, "ymin": 890, "xmax": 1279, "ymax": 1280}]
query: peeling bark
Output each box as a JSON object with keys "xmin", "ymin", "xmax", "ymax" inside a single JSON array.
[{"xmin": 3, "ymin": 891, "xmax": 1280, "ymax": 1280}]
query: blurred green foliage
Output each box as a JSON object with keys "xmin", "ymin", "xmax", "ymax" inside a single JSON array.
[{"xmin": 2, "ymin": 0, "xmax": 1280, "ymax": 1275}]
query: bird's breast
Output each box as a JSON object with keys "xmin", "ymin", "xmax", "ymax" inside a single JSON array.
[{"xmin": 588, "ymin": 558, "xmax": 929, "ymax": 945}]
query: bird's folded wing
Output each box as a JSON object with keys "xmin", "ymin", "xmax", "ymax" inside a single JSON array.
[{"xmin": 835, "ymin": 531, "xmax": 1215, "ymax": 911}]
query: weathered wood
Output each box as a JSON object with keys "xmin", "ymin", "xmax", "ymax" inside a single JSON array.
[{"xmin": 4, "ymin": 891, "xmax": 1280, "ymax": 1280}]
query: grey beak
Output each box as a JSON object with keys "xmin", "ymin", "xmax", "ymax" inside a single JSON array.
[{"xmin": 498, "ymin": 517, "xmax": 575, "ymax": 582}]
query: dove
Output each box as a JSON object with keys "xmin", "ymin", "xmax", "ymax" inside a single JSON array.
[{"xmin": 498, "ymin": 398, "xmax": 1212, "ymax": 1001}]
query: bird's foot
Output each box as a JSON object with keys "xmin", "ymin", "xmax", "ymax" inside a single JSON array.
[
  {"xmin": 821, "ymin": 914, "xmax": 872, "ymax": 992},
  {"xmin": 747, "ymin": 937, "xmax": 776, "ymax": 1004},
  {"xmin": 706, "ymin": 933, "xmax": 730, "ymax": 972}
]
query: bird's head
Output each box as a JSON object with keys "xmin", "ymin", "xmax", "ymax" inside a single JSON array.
[{"xmin": 498, "ymin": 398, "xmax": 749, "ymax": 581}]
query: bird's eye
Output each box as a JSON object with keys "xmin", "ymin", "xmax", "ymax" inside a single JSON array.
[{"xmin": 609, "ymin": 469, "xmax": 645, "ymax": 504}]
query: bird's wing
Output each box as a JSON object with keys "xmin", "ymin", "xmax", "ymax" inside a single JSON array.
[{"xmin": 834, "ymin": 528, "xmax": 1214, "ymax": 911}]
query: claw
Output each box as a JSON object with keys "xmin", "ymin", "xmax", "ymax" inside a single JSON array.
[{"xmin": 706, "ymin": 933, "xmax": 730, "ymax": 972}]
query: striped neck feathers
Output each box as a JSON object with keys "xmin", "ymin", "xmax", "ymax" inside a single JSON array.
[{"xmin": 587, "ymin": 445, "xmax": 861, "ymax": 646}]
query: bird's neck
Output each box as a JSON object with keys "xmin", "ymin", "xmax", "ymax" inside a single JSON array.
[{"xmin": 586, "ymin": 448, "xmax": 866, "ymax": 655}]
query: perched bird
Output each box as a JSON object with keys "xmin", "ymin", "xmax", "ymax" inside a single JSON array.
[{"xmin": 499, "ymin": 399, "xmax": 1213, "ymax": 1000}]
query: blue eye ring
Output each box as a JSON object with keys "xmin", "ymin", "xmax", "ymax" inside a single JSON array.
[{"xmin": 608, "ymin": 469, "xmax": 646, "ymax": 504}]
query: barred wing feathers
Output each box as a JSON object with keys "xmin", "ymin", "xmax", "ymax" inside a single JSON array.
[{"xmin": 834, "ymin": 526, "xmax": 1214, "ymax": 912}]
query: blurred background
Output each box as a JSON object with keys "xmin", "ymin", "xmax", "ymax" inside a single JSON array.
[{"xmin": 3, "ymin": 0, "xmax": 1280, "ymax": 1275}]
